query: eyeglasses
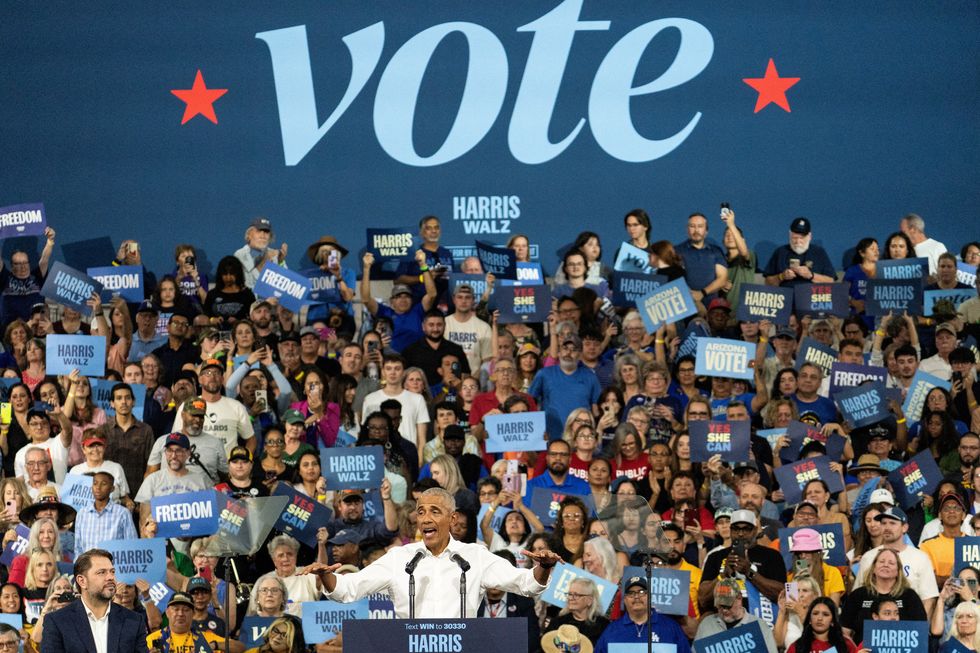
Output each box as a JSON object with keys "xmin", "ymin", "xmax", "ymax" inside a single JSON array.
[
  {"xmin": 0, "ymin": 641, "xmax": 18, "ymax": 650},
  {"xmin": 577, "ymin": 433, "xmax": 597, "ymax": 440},
  {"xmin": 25, "ymin": 461, "xmax": 49, "ymax": 468},
  {"xmin": 265, "ymin": 440, "xmax": 284, "ymax": 446},
  {"xmin": 170, "ymin": 320, "xmax": 189, "ymax": 327},
  {"xmin": 678, "ymin": 367, "xmax": 695, "ymax": 373},
  {"xmin": 566, "ymin": 593, "xmax": 590, "ymax": 600},
  {"xmin": 258, "ymin": 587, "xmax": 283, "ymax": 595},
  {"xmin": 562, "ymin": 513, "xmax": 583, "ymax": 521},
  {"xmin": 269, "ymin": 627, "xmax": 287, "ymax": 638},
  {"xmin": 365, "ymin": 425, "xmax": 388, "ymax": 433},
  {"xmin": 478, "ymin": 490, "xmax": 498, "ymax": 499},
  {"xmin": 625, "ymin": 589, "xmax": 649, "ymax": 598},
  {"xmin": 495, "ymin": 367, "xmax": 515, "ymax": 375}
]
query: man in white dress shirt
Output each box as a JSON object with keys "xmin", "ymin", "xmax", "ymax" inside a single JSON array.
[{"xmin": 302, "ymin": 487, "xmax": 561, "ymax": 618}]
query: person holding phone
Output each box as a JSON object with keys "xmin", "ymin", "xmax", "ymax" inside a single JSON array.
[
  {"xmin": 305, "ymin": 234, "xmax": 356, "ymax": 322},
  {"xmin": 763, "ymin": 217, "xmax": 837, "ymax": 288}
]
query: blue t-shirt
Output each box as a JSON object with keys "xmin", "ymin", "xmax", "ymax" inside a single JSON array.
[
  {"xmin": 710, "ymin": 392, "xmax": 756, "ymax": 418},
  {"xmin": 375, "ymin": 301, "xmax": 426, "ymax": 353},
  {"xmin": 763, "ymin": 244, "xmax": 836, "ymax": 287},
  {"xmin": 675, "ymin": 239, "xmax": 728, "ymax": 293},
  {"xmin": 528, "ymin": 364, "xmax": 601, "ymax": 439},
  {"xmin": 396, "ymin": 246, "xmax": 454, "ymax": 304},
  {"xmin": 793, "ymin": 394, "xmax": 839, "ymax": 426}
]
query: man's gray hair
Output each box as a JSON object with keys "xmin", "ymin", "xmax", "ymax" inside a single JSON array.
[
  {"xmin": 420, "ymin": 487, "xmax": 456, "ymax": 513},
  {"xmin": 902, "ymin": 213, "xmax": 925, "ymax": 231}
]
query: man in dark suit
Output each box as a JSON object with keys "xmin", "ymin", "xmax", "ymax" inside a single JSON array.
[
  {"xmin": 478, "ymin": 551, "xmax": 542, "ymax": 653},
  {"xmin": 41, "ymin": 549, "xmax": 148, "ymax": 653}
]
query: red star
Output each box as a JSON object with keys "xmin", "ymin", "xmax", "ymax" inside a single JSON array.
[
  {"xmin": 170, "ymin": 70, "xmax": 228, "ymax": 125},
  {"xmin": 742, "ymin": 59, "xmax": 800, "ymax": 113}
]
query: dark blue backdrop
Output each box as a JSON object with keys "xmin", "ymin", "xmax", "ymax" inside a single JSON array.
[{"xmin": 1, "ymin": 1, "xmax": 977, "ymax": 277}]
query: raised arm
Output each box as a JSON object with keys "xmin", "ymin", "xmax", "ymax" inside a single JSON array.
[
  {"xmin": 38, "ymin": 227, "xmax": 56, "ymax": 277},
  {"xmin": 417, "ymin": 249, "xmax": 437, "ymax": 312},
  {"xmin": 359, "ymin": 253, "xmax": 379, "ymax": 315}
]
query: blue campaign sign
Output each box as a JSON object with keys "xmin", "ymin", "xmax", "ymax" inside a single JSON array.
[
  {"xmin": 484, "ymin": 411, "xmax": 548, "ymax": 453},
  {"xmin": 0, "ymin": 524, "xmax": 30, "ymax": 567},
  {"xmin": 773, "ymin": 455, "xmax": 843, "ymax": 505},
  {"xmin": 367, "ymin": 591, "xmax": 395, "ymax": 619},
  {"xmin": 102, "ymin": 538, "xmax": 167, "ymax": 584},
  {"xmin": 448, "ymin": 273, "xmax": 488, "ymax": 299},
  {"xmin": 691, "ymin": 618, "xmax": 766, "ymax": 653},
  {"xmin": 638, "ymin": 278, "xmax": 697, "ymax": 333},
  {"xmin": 494, "ymin": 284, "xmax": 551, "ymax": 324},
  {"xmin": 272, "ymin": 483, "xmax": 333, "ymax": 547},
  {"xmin": 878, "ymin": 258, "xmax": 929, "ymax": 281},
  {"xmin": 925, "ymin": 289, "xmax": 974, "ymax": 316},
  {"xmin": 611, "ymin": 271, "xmax": 667, "ymax": 308},
  {"xmin": 146, "ymin": 580, "xmax": 175, "ymax": 612},
  {"xmin": 90, "ymin": 378, "xmax": 146, "ymax": 421},
  {"xmin": 40, "ymin": 261, "xmax": 104, "ymax": 316},
  {"xmin": 863, "ymin": 621, "xmax": 928, "ymax": 653},
  {"xmin": 87, "ymin": 265, "xmax": 144, "ymax": 303},
  {"xmin": 239, "ymin": 616, "xmax": 276, "ymax": 649},
  {"xmin": 498, "ymin": 262, "xmax": 545, "ymax": 286},
  {"xmin": 366, "ymin": 227, "xmax": 418, "ymax": 262},
  {"xmin": 780, "ymin": 421, "xmax": 844, "ymax": 464},
  {"xmin": 320, "ymin": 445, "xmax": 385, "ymax": 490},
  {"xmin": 958, "ymin": 262, "xmax": 978, "ymax": 287},
  {"xmin": 614, "ymin": 242, "xmax": 655, "ymax": 274},
  {"xmin": 301, "ymin": 267, "xmax": 343, "ymax": 305},
  {"xmin": 736, "ymin": 284, "xmax": 794, "ymax": 325},
  {"xmin": 529, "ymin": 487, "xmax": 595, "ymax": 529},
  {"xmin": 864, "ymin": 279, "xmax": 924, "ymax": 316},
  {"xmin": 758, "ymin": 428, "xmax": 787, "ymax": 451},
  {"xmin": 0, "ymin": 203, "xmax": 46, "ymax": 238},
  {"xmin": 778, "ymin": 523, "xmax": 847, "ymax": 568},
  {"xmin": 834, "ymin": 381, "xmax": 890, "ymax": 428},
  {"xmin": 60, "ymin": 473, "xmax": 94, "ymax": 512},
  {"xmin": 0, "ymin": 614, "xmax": 22, "ymax": 632},
  {"xmin": 151, "ymin": 490, "xmax": 220, "ymax": 538},
  {"xmin": 542, "ymin": 562, "xmax": 618, "ymax": 613},
  {"xmin": 677, "ymin": 319, "xmax": 710, "ymax": 358},
  {"xmin": 301, "ymin": 599, "xmax": 370, "ymax": 644},
  {"xmin": 828, "ymin": 362, "xmax": 887, "ymax": 396},
  {"xmin": 476, "ymin": 503, "xmax": 511, "ymax": 543},
  {"xmin": 953, "ymin": 536, "xmax": 980, "ymax": 574},
  {"xmin": 611, "ymin": 646, "xmax": 677, "ymax": 653},
  {"xmin": 688, "ymin": 420, "xmax": 750, "ymax": 463},
  {"xmin": 619, "ymin": 566, "xmax": 690, "ymax": 616},
  {"xmin": 887, "ymin": 450, "xmax": 942, "ymax": 509},
  {"xmin": 476, "ymin": 240, "xmax": 517, "ymax": 279},
  {"xmin": 903, "ymin": 370, "xmax": 951, "ymax": 422},
  {"xmin": 334, "ymin": 428, "xmax": 357, "ymax": 447},
  {"xmin": 695, "ymin": 337, "xmax": 755, "ymax": 381},
  {"xmin": 795, "ymin": 337, "xmax": 837, "ymax": 377},
  {"xmin": 45, "ymin": 334, "xmax": 107, "ymax": 377},
  {"xmin": 216, "ymin": 492, "xmax": 249, "ymax": 540},
  {"xmin": 254, "ymin": 262, "xmax": 311, "ymax": 312},
  {"xmin": 345, "ymin": 619, "xmax": 527, "ymax": 653},
  {"xmin": 793, "ymin": 283, "xmax": 850, "ymax": 318}
]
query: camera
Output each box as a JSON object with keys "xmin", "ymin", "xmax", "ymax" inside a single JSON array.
[
  {"xmin": 186, "ymin": 255, "xmax": 195, "ymax": 266},
  {"xmin": 57, "ymin": 591, "xmax": 76, "ymax": 603}
]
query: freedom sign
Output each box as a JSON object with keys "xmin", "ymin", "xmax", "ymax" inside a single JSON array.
[
  {"xmin": 953, "ymin": 536, "xmax": 980, "ymax": 574},
  {"xmin": 542, "ymin": 562, "xmax": 618, "ymax": 613},
  {"xmin": 863, "ymin": 621, "xmax": 928, "ymax": 653},
  {"xmin": 476, "ymin": 240, "xmax": 517, "ymax": 279},
  {"xmin": 864, "ymin": 278, "xmax": 923, "ymax": 316},
  {"xmin": 102, "ymin": 538, "xmax": 167, "ymax": 584},
  {"xmin": 695, "ymin": 337, "xmax": 755, "ymax": 381},
  {"xmin": 301, "ymin": 599, "xmax": 370, "ymax": 644},
  {"xmin": 834, "ymin": 381, "xmax": 890, "ymax": 428},
  {"xmin": 0, "ymin": 525, "xmax": 30, "ymax": 567},
  {"xmin": 902, "ymin": 370, "xmax": 951, "ymax": 422},
  {"xmin": 637, "ymin": 278, "xmax": 697, "ymax": 333},
  {"xmin": 320, "ymin": 445, "xmax": 385, "ymax": 490},
  {"xmin": 958, "ymin": 262, "xmax": 978, "ymax": 287},
  {"xmin": 795, "ymin": 337, "xmax": 837, "ymax": 377},
  {"xmin": 494, "ymin": 284, "xmax": 550, "ymax": 324},
  {"xmin": 887, "ymin": 450, "xmax": 943, "ymax": 509},
  {"xmin": 254, "ymin": 262, "xmax": 311, "ymax": 312},
  {"xmin": 611, "ymin": 271, "xmax": 667, "ymax": 308},
  {"xmin": 614, "ymin": 242, "xmax": 655, "ymax": 274},
  {"xmin": 878, "ymin": 257, "xmax": 929, "ymax": 280},
  {"xmin": 301, "ymin": 268, "xmax": 343, "ymax": 305},
  {"xmin": 87, "ymin": 265, "xmax": 144, "ymax": 303},
  {"xmin": 828, "ymin": 362, "xmax": 887, "ymax": 396},
  {"xmin": 619, "ymin": 566, "xmax": 690, "ymax": 616},
  {"xmin": 773, "ymin": 455, "xmax": 843, "ymax": 505},
  {"xmin": 366, "ymin": 227, "xmax": 417, "ymax": 262},
  {"xmin": 688, "ymin": 420, "xmax": 750, "ymax": 463},
  {"xmin": 484, "ymin": 411, "xmax": 547, "ymax": 453},
  {"xmin": 40, "ymin": 261, "xmax": 104, "ymax": 316},
  {"xmin": 778, "ymin": 523, "xmax": 847, "ymax": 568},
  {"xmin": 736, "ymin": 284, "xmax": 793, "ymax": 324},
  {"xmin": 498, "ymin": 262, "xmax": 545, "ymax": 286},
  {"xmin": 692, "ymin": 619, "xmax": 767, "ymax": 653},
  {"xmin": 272, "ymin": 483, "xmax": 333, "ymax": 547},
  {"xmin": 151, "ymin": 490, "xmax": 220, "ymax": 538},
  {"xmin": 924, "ymin": 289, "xmax": 974, "ymax": 316},
  {"xmin": 45, "ymin": 334, "xmax": 106, "ymax": 377},
  {"xmin": 0, "ymin": 203, "xmax": 46, "ymax": 238},
  {"xmin": 793, "ymin": 283, "xmax": 849, "ymax": 318}
]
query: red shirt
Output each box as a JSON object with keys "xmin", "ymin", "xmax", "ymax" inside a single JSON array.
[
  {"xmin": 612, "ymin": 456, "xmax": 649, "ymax": 481},
  {"xmin": 569, "ymin": 453, "xmax": 592, "ymax": 481}
]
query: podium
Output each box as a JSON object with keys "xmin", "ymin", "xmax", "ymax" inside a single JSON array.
[{"xmin": 343, "ymin": 619, "xmax": 528, "ymax": 653}]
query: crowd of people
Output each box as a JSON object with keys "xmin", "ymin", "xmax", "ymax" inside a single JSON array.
[{"xmin": 0, "ymin": 208, "xmax": 977, "ymax": 653}]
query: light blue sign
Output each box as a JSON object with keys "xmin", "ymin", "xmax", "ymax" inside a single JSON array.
[
  {"xmin": 320, "ymin": 445, "xmax": 385, "ymax": 490},
  {"xmin": 637, "ymin": 278, "xmax": 697, "ymax": 333},
  {"xmin": 498, "ymin": 262, "xmax": 544, "ymax": 286},
  {"xmin": 301, "ymin": 599, "xmax": 370, "ymax": 644},
  {"xmin": 863, "ymin": 621, "xmax": 928, "ymax": 653},
  {"xmin": 0, "ymin": 202, "xmax": 46, "ymax": 238},
  {"xmin": 0, "ymin": 614, "xmax": 22, "ymax": 632},
  {"xmin": 542, "ymin": 562, "xmax": 618, "ymax": 613},
  {"xmin": 924, "ymin": 289, "xmax": 974, "ymax": 316},
  {"xmin": 334, "ymin": 429, "xmax": 356, "ymax": 447},
  {"xmin": 90, "ymin": 378, "xmax": 146, "ymax": 421},
  {"xmin": 903, "ymin": 370, "xmax": 951, "ymax": 422},
  {"xmin": 87, "ymin": 265, "xmax": 144, "ymax": 303},
  {"xmin": 614, "ymin": 242, "xmax": 654, "ymax": 274},
  {"xmin": 0, "ymin": 524, "xmax": 30, "ymax": 566},
  {"xmin": 146, "ymin": 580, "xmax": 174, "ymax": 611},
  {"xmin": 958, "ymin": 262, "xmax": 977, "ymax": 287},
  {"xmin": 758, "ymin": 428, "xmax": 787, "ymax": 451},
  {"xmin": 151, "ymin": 490, "xmax": 219, "ymax": 538},
  {"xmin": 476, "ymin": 503, "xmax": 510, "ymax": 543},
  {"xmin": 301, "ymin": 267, "xmax": 343, "ymax": 304},
  {"xmin": 45, "ymin": 334, "xmax": 106, "ymax": 377},
  {"xmin": 60, "ymin": 473, "xmax": 94, "ymax": 512},
  {"xmin": 103, "ymin": 537, "xmax": 167, "ymax": 584},
  {"xmin": 254, "ymin": 262, "xmax": 311, "ymax": 312},
  {"xmin": 695, "ymin": 337, "xmax": 754, "ymax": 381},
  {"xmin": 40, "ymin": 261, "xmax": 104, "ymax": 316},
  {"xmin": 484, "ymin": 411, "xmax": 548, "ymax": 453},
  {"xmin": 620, "ymin": 566, "xmax": 690, "ymax": 616},
  {"xmin": 834, "ymin": 381, "xmax": 890, "ymax": 428}
]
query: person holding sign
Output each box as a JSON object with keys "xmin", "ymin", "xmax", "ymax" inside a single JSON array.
[
  {"xmin": 0, "ymin": 229, "xmax": 56, "ymax": 325},
  {"xmin": 694, "ymin": 578, "xmax": 778, "ymax": 653},
  {"xmin": 361, "ymin": 250, "xmax": 437, "ymax": 354},
  {"xmin": 594, "ymin": 575, "xmax": 691, "ymax": 653},
  {"xmin": 303, "ymin": 487, "xmax": 560, "ymax": 618}
]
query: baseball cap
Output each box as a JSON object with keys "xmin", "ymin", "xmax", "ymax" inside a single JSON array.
[
  {"xmin": 869, "ymin": 488, "xmax": 895, "ymax": 505},
  {"xmin": 874, "ymin": 506, "xmax": 908, "ymax": 523},
  {"xmin": 250, "ymin": 299, "xmax": 272, "ymax": 314},
  {"xmin": 164, "ymin": 433, "xmax": 191, "ymax": 450},
  {"xmin": 733, "ymin": 461, "xmax": 758, "ymax": 474},
  {"xmin": 199, "ymin": 358, "xmax": 224, "ymax": 375},
  {"xmin": 390, "ymin": 284, "xmax": 413, "ymax": 299},
  {"xmin": 774, "ymin": 326, "xmax": 797, "ymax": 340},
  {"xmin": 187, "ymin": 577, "xmax": 211, "ymax": 593},
  {"xmin": 562, "ymin": 333, "xmax": 582, "ymax": 350},
  {"xmin": 299, "ymin": 326, "xmax": 319, "ymax": 339},
  {"xmin": 229, "ymin": 446, "xmax": 252, "ymax": 463},
  {"xmin": 940, "ymin": 493, "xmax": 967, "ymax": 511},
  {"xmin": 443, "ymin": 424, "xmax": 465, "ymax": 441},
  {"xmin": 730, "ymin": 509, "xmax": 757, "ymax": 527},
  {"xmin": 30, "ymin": 303, "xmax": 46, "ymax": 315},
  {"xmin": 328, "ymin": 529, "xmax": 364, "ymax": 546},
  {"xmin": 707, "ymin": 298, "xmax": 732, "ymax": 313},
  {"xmin": 936, "ymin": 322, "xmax": 958, "ymax": 337},
  {"xmin": 82, "ymin": 434, "xmax": 106, "ymax": 447},
  {"xmin": 279, "ymin": 331, "xmax": 300, "ymax": 344},
  {"xmin": 282, "ymin": 409, "xmax": 306, "ymax": 425},
  {"xmin": 790, "ymin": 217, "xmax": 811, "ymax": 235},
  {"xmin": 714, "ymin": 578, "xmax": 741, "ymax": 608},
  {"xmin": 182, "ymin": 397, "xmax": 207, "ymax": 416},
  {"xmin": 789, "ymin": 528, "xmax": 823, "ymax": 552},
  {"xmin": 338, "ymin": 489, "xmax": 364, "ymax": 503},
  {"xmin": 167, "ymin": 592, "xmax": 194, "ymax": 609},
  {"xmin": 453, "ymin": 284, "xmax": 474, "ymax": 295},
  {"xmin": 249, "ymin": 217, "xmax": 272, "ymax": 231},
  {"xmin": 624, "ymin": 576, "xmax": 648, "ymax": 592},
  {"xmin": 136, "ymin": 300, "xmax": 159, "ymax": 315},
  {"xmin": 517, "ymin": 342, "xmax": 541, "ymax": 357},
  {"xmin": 794, "ymin": 501, "xmax": 819, "ymax": 515},
  {"xmin": 714, "ymin": 507, "xmax": 734, "ymax": 522}
]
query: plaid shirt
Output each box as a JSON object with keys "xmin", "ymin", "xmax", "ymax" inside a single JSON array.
[{"xmin": 75, "ymin": 501, "xmax": 138, "ymax": 555}]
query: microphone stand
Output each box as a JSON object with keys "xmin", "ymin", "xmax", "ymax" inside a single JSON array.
[
  {"xmin": 409, "ymin": 572, "xmax": 417, "ymax": 620},
  {"xmin": 459, "ymin": 569, "xmax": 467, "ymax": 619},
  {"xmin": 644, "ymin": 553, "xmax": 653, "ymax": 653}
]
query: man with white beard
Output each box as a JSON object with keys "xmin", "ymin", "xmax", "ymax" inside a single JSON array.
[
  {"xmin": 528, "ymin": 333, "xmax": 601, "ymax": 439},
  {"xmin": 763, "ymin": 217, "xmax": 836, "ymax": 287}
]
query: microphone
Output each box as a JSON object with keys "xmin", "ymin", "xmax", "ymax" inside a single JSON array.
[
  {"xmin": 405, "ymin": 551, "xmax": 425, "ymax": 575},
  {"xmin": 450, "ymin": 553, "xmax": 471, "ymax": 572}
]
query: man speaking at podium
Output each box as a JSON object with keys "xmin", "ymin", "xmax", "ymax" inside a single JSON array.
[{"xmin": 302, "ymin": 487, "xmax": 561, "ymax": 617}]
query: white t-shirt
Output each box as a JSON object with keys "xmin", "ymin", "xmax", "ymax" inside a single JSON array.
[
  {"xmin": 171, "ymin": 396, "xmax": 255, "ymax": 455},
  {"xmin": 146, "ymin": 432, "xmax": 229, "ymax": 479},
  {"xmin": 444, "ymin": 313, "xmax": 493, "ymax": 373},
  {"xmin": 68, "ymin": 460, "xmax": 130, "ymax": 501},
  {"xmin": 915, "ymin": 238, "xmax": 948, "ymax": 275},
  {"xmin": 134, "ymin": 468, "xmax": 211, "ymax": 503},
  {"xmin": 854, "ymin": 543, "xmax": 939, "ymax": 599},
  {"xmin": 360, "ymin": 388, "xmax": 430, "ymax": 445},
  {"xmin": 15, "ymin": 438, "xmax": 69, "ymax": 484},
  {"xmin": 919, "ymin": 354, "xmax": 952, "ymax": 382}
]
